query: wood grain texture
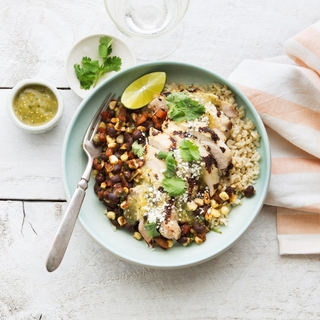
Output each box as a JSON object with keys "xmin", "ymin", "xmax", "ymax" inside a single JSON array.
[
  {"xmin": 1, "ymin": 202, "xmax": 319, "ymax": 319},
  {"xmin": 1, "ymin": 0, "xmax": 320, "ymax": 318}
]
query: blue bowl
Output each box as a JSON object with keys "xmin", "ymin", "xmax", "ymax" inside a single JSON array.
[{"xmin": 62, "ymin": 61, "xmax": 271, "ymax": 268}]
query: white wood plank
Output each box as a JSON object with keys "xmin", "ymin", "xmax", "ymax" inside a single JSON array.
[
  {"xmin": 1, "ymin": 0, "xmax": 320, "ymax": 318},
  {"xmin": 1, "ymin": 202, "xmax": 320, "ymax": 319},
  {"xmin": 0, "ymin": 89, "xmax": 81, "ymax": 200},
  {"xmin": 1, "ymin": 0, "xmax": 320, "ymax": 87}
]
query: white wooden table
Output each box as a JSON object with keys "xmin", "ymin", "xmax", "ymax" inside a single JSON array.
[{"xmin": 1, "ymin": 1, "xmax": 320, "ymax": 319}]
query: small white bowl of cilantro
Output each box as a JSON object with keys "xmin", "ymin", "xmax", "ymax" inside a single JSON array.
[{"xmin": 65, "ymin": 34, "xmax": 136, "ymax": 99}]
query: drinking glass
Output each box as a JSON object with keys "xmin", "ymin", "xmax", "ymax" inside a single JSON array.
[{"xmin": 104, "ymin": 0, "xmax": 190, "ymax": 61}]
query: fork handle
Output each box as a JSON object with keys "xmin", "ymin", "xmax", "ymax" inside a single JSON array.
[{"xmin": 46, "ymin": 178, "xmax": 88, "ymax": 272}]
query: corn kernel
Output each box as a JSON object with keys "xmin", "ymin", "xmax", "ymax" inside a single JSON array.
[
  {"xmin": 219, "ymin": 191, "xmax": 229, "ymax": 201},
  {"xmin": 99, "ymin": 121, "xmax": 107, "ymax": 129},
  {"xmin": 109, "ymin": 155, "xmax": 119, "ymax": 164},
  {"xmin": 116, "ymin": 134, "xmax": 124, "ymax": 144},
  {"xmin": 106, "ymin": 211, "xmax": 116, "ymax": 220},
  {"xmin": 117, "ymin": 216, "xmax": 126, "ymax": 226},
  {"xmin": 205, "ymin": 208, "xmax": 214, "ymax": 221},
  {"xmin": 107, "ymin": 142, "xmax": 117, "ymax": 149},
  {"xmin": 106, "ymin": 136, "xmax": 115, "ymax": 144},
  {"xmin": 203, "ymin": 192, "xmax": 211, "ymax": 204},
  {"xmin": 133, "ymin": 232, "xmax": 142, "ymax": 241},
  {"xmin": 187, "ymin": 201, "xmax": 198, "ymax": 211},
  {"xmin": 210, "ymin": 199, "xmax": 218, "ymax": 208},
  {"xmin": 212, "ymin": 209, "xmax": 221, "ymax": 218},
  {"xmin": 220, "ymin": 206, "xmax": 229, "ymax": 215},
  {"xmin": 100, "ymin": 182, "xmax": 107, "ymax": 189},
  {"xmin": 109, "ymin": 100, "xmax": 117, "ymax": 110},
  {"xmin": 120, "ymin": 200, "xmax": 129, "ymax": 210},
  {"xmin": 194, "ymin": 198, "xmax": 204, "ymax": 206},
  {"xmin": 120, "ymin": 152, "xmax": 128, "ymax": 161},
  {"xmin": 168, "ymin": 240, "xmax": 174, "ymax": 248},
  {"xmin": 194, "ymin": 236, "xmax": 204, "ymax": 245}
]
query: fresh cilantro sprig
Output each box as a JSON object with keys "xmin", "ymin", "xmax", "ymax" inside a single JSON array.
[
  {"xmin": 166, "ymin": 92, "xmax": 205, "ymax": 122},
  {"xmin": 179, "ymin": 140, "xmax": 200, "ymax": 162},
  {"xmin": 157, "ymin": 151, "xmax": 186, "ymax": 197},
  {"xmin": 145, "ymin": 222, "xmax": 160, "ymax": 238},
  {"xmin": 132, "ymin": 141, "xmax": 145, "ymax": 157},
  {"xmin": 157, "ymin": 151, "xmax": 176, "ymax": 178},
  {"xmin": 162, "ymin": 177, "xmax": 186, "ymax": 197},
  {"xmin": 74, "ymin": 36, "xmax": 122, "ymax": 90}
]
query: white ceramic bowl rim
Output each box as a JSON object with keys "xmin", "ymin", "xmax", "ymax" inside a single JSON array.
[
  {"xmin": 7, "ymin": 79, "xmax": 63, "ymax": 133},
  {"xmin": 65, "ymin": 33, "xmax": 136, "ymax": 99}
]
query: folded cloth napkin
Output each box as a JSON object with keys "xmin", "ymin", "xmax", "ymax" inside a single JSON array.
[{"xmin": 228, "ymin": 21, "xmax": 320, "ymax": 255}]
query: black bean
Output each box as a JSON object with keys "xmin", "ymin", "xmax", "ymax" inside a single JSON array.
[
  {"xmin": 108, "ymin": 110, "xmax": 115, "ymax": 118},
  {"xmin": 95, "ymin": 174, "xmax": 105, "ymax": 184},
  {"xmin": 192, "ymin": 222, "xmax": 206, "ymax": 233},
  {"xmin": 132, "ymin": 129, "xmax": 142, "ymax": 141},
  {"xmin": 177, "ymin": 236, "xmax": 188, "ymax": 244},
  {"xmin": 111, "ymin": 174, "xmax": 121, "ymax": 184},
  {"xmin": 107, "ymin": 126, "xmax": 117, "ymax": 137},
  {"xmin": 94, "ymin": 183, "xmax": 101, "ymax": 194},
  {"xmin": 114, "ymin": 151, "xmax": 121, "ymax": 159},
  {"xmin": 124, "ymin": 223, "xmax": 135, "ymax": 233},
  {"xmin": 107, "ymin": 192, "xmax": 118, "ymax": 204},
  {"xmin": 100, "ymin": 154, "xmax": 108, "ymax": 161},
  {"xmin": 244, "ymin": 185, "xmax": 255, "ymax": 198},
  {"xmin": 110, "ymin": 219, "xmax": 120, "ymax": 228},
  {"xmin": 113, "ymin": 163, "xmax": 121, "ymax": 173},
  {"xmin": 123, "ymin": 171, "xmax": 132, "ymax": 181}
]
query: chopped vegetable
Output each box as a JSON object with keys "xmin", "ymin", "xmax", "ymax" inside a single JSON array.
[
  {"xmin": 179, "ymin": 140, "xmax": 201, "ymax": 162},
  {"xmin": 166, "ymin": 92, "xmax": 205, "ymax": 122},
  {"xmin": 132, "ymin": 141, "xmax": 145, "ymax": 157},
  {"xmin": 162, "ymin": 176, "xmax": 186, "ymax": 197},
  {"xmin": 74, "ymin": 36, "xmax": 122, "ymax": 90},
  {"xmin": 145, "ymin": 222, "xmax": 160, "ymax": 238}
]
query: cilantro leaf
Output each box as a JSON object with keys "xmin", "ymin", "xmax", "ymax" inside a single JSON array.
[
  {"xmin": 145, "ymin": 222, "xmax": 160, "ymax": 238},
  {"xmin": 74, "ymin": 57, "xmax": 99, "ymax": 90},
  {"xmin": 162, "ymin": 177, "xmax": 186, "ymax": 197},
  {"xmin": 99, "ymin": 36, "xmax": 113, "ymax": 59},
  {"xmin": 74, "ymin": 36, "xmax": 122, "ymax": 90},
  {"xmin": 166, "ymin": 92, "xmax": 205, "ymax": 122},
  {"xmin": 157, "ymin": 151, "xmax": 176, "ymax": 177},
  {"xmin": 179, "ymin": 140, "xmax": 201, "ymax": 162},
  {"xmin": 132, "ymin": 141, "xmax": 145, "ymax": 157},
  {"xmin": 164, "ymin": 152, "xmax": 176, "ymax": 178}
]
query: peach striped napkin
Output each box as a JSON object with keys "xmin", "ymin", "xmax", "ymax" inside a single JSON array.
[{"xmin": 228, "ymin": 21, "xmax": 320, "ymax": 254}]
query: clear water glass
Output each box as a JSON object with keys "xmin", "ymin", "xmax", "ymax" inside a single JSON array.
[{"xmin": 104, "ymin": 0, "xmax": 190, "ymax": 61}]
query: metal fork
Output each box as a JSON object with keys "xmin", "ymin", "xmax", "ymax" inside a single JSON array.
[{"xmin": 46, "ymin": 93, "xmax": 114, "ymax": 272}]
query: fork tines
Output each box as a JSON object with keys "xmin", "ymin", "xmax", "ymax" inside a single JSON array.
[{"xmin": 86, "ymin": 93, "xmax": 115, "ymax": 141}]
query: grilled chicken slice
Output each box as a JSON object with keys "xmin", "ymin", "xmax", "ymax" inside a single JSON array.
[
  {"xmin": 162, "ymin": 120, "xmax": 220, "ymax": 195},
  {"xmin": 159, "ymin": 207, "xmax": 181, "ymax": 240},
  {"xmin": 148, "ymin": 127, "xmax": 176, "ymax": 152},
  {"xmin": 163, "ymin": 120, "xmax": 232, "ymax": 171},
  {"xmin": 138, "ymin": 219, "xmax": 154, "ymax": 247},
  {"xmin": 148, "ymin": 95, "xmax": 168, "ymax": 112},
  {"xmin": 144, "ymin": 144, "xmax": 166, "ymax": 186}
]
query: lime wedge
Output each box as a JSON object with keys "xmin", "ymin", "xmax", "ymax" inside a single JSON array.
[{"xmin": 121, "ymin": 72, "xmax": 166, "ymax": 109}]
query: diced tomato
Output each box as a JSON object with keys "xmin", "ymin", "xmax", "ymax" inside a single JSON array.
[
  {"xmin": 155, "ymin": 109, "xmax": 167, "ymax": 119},
  {"xmin": 136, "ymin": 113, "xmax": 148, "ymax": 125}
]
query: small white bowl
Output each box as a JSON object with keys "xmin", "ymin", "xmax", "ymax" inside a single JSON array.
[
  {"xmin": 7, "ymin": 79, "xmax": 64, "ymax": 134},
  {"xmin": 65, "ymin": 34, "xmax": 136, "ymax": 99}
]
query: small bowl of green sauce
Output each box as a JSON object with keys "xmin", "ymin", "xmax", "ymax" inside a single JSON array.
[{"xmin": 7, "ymin": 79, "xmax": 63, "ymax": 134}]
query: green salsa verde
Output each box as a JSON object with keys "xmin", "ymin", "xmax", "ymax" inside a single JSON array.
[{"xmin": 13, "ymin": 85, "xmax": 58, "ymax": 126}]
